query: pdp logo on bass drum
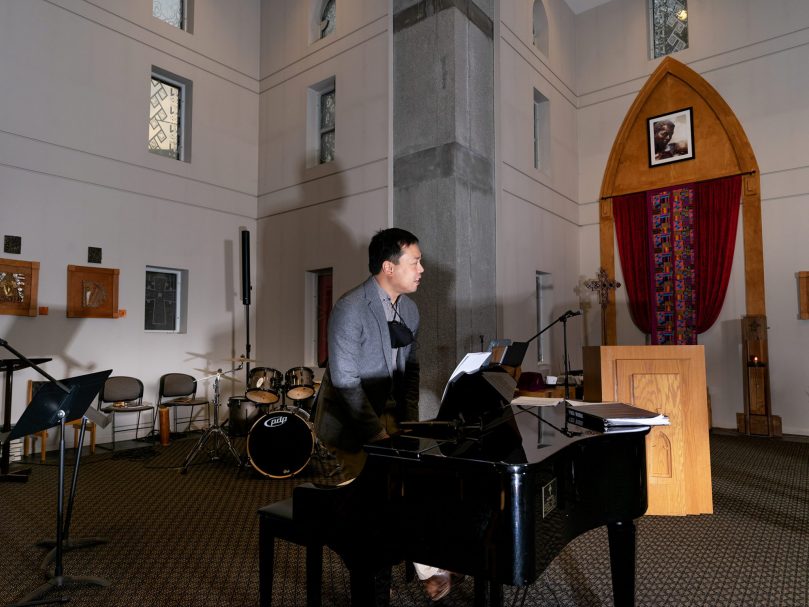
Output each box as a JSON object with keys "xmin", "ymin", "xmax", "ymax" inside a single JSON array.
[{"xmin": 263, "ymin": 415, "xmax": 288, "ymax": 429}]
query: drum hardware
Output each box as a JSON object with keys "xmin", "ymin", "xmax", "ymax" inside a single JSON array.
[{"xmin": 180, "ymin": 367, "xmax": 243, "ymax": 474}]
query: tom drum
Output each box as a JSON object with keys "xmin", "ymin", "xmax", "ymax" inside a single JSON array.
[
  {"xmin": 246, "ymin": 408, "xmax": 314, "ymax": 478},
  {"xmin": 227, "ymin": 396, "xmax": 260, "ymax": 437},
  {"xmin": 284, "ymin": 367, "xmax": 315, "ymax": 401},
  {"xmin": 245, "ymin": 367, "xmax": 283, "ymax": 405}
]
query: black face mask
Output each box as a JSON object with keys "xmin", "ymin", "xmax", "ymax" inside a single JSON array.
[{"xmin": 388, "ymin": 320, "xmax": 415, "ymax": 348}]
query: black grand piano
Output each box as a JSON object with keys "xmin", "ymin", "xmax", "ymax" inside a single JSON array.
[{"xmin": 260, "ymin": 368, "xmax": 649, "ymax": 607}]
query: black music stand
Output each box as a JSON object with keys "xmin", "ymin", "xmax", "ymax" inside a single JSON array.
[
  {"xmin": 6, "ymin": 368, "xmax": 112, "ymax": 607},
  {"xmin": 37, "ymin": 404, "xmax": 111, "ymax": 571}
]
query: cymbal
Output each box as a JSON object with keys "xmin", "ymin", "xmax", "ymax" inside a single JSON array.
[
  {"xmin": 226, "ymin": 356, "xmax": 258, "ymax": 362},
  {"xmin": 193, "ymin": 368, "xmax": 245, "ymax": 383}
]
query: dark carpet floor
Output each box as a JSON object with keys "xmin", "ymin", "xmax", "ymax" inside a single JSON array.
[{"xmin": 1, "ymin": 431, "xmax": 807, "ymax": 606}]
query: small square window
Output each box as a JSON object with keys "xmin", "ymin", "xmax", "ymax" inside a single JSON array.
[
  {"xmin": 145, "ymin": 266, "xmax": 187, "ymax": 333},
  {"xmin": 153, "ymin": 0, "xmax": 193, "ymax": 32}
]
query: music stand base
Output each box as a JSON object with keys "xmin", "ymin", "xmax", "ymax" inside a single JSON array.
[
  {"xmin": 9, "ymin": 574, "xmax": 110, "ymax": 607},
  {"xmin": 37, "ymin": 537, "xmax": 108, "ymax": 571},
  {"xmin": 0, "ymin": 465, "xmax": 32, "ymax": 483}
]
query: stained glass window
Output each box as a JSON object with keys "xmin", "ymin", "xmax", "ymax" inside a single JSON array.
[
  {"xmin": 651, "ymin": 0, "xmax": 688, "ymax": 59},
  {"xmin": 149, "ymin": 77, "xmax": 181, "ymax": 159},
  {"xmin": 319, "ymin": 88, "xmax": 335, "ymax": 164},
  {"xmin": 320, "ymin": 0, "xmax": 336, "ymax": 39},
  {"xmin": 153, "ymin": 0, "xmax": 184, "ymax": 29}
]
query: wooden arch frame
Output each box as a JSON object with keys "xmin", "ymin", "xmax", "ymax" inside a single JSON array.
[{"xmin": 598, "ymin": 57, "xmax": 763, "ymax": 344}]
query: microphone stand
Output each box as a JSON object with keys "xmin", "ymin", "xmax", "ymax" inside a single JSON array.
[{"xmin": 525, "ymin": 312, "xmax": 580, "ymax": 398}]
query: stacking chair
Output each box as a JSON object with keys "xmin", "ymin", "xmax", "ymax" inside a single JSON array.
[
  {"xmin": 155, "ymin": 373, "xmax": 210, "ymax": 435},
  {"xmin": 97, "ymin": 376, "xmax": 152, "ymax": 450}
]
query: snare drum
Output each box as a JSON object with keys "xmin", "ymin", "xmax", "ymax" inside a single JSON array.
[
  {"xmin": 227, "ymin": 396, "xmax": 260, "ymax": 437},
  {"xmin": 285, "ymin": 367, "xmax": 315, "ymax": 401},
  {"xmin": 246, "ymin": 367, "xmax": 283, "ymax": 404},
  {"xmin": 246, "ymin": 408, "xmax": 314, "ymax": 478}
]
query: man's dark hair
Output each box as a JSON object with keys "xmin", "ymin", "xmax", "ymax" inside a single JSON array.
[{"xmin": 368, "ymin": 228, "xmax": 419, "ymax": 274}]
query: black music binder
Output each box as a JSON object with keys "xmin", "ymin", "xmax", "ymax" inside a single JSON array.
[{"xmin": 565, "ymin": 401, "xmax": 669, "ymax": 433}]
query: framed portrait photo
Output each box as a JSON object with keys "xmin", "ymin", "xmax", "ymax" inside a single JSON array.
[{"xmin": 648, "ymin": 107, "xmax": 694, "ymax": 167}]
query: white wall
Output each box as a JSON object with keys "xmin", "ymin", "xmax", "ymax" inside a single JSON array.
[
  {"xmin": 255, "ymin": 0, "xmax": 391, "ymax": 374},
  {"xmin": 0, "ymin": 0, "xmax": 261, "ymax": 447},
  {"xmin": 497, "ymin": 0, "xmax": 585, "ymax": 375},
  {"xmin": 574, "ymin": 0, "xmax": 809, "ymax": 434}
]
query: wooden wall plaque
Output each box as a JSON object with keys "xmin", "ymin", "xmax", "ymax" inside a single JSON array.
[
  {"xmin": 0, "ymin": 258, "xmax": 39, "ymax": 317},
  {"xmin": 67, "ymin": 265, "xmax": 119, "ymax": 318}
]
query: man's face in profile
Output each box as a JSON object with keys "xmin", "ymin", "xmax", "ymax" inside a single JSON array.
[{"xmin": 654, "ymin": 120, "xmax": 675, "ymax": 152}]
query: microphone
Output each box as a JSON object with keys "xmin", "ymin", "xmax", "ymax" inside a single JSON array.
[{"xmin": 558, "ymin": 309, "xmax": 582, "ymax": 321}]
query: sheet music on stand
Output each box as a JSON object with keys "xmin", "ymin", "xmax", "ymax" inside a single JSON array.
[{"xmin": 440, "ymin": 352, "xmax": 492, "ymax": 403}]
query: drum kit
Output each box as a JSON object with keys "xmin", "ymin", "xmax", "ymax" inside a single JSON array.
[{"xmin": 227, "ymin": 363, "xmax": 319, "ymax": 479}]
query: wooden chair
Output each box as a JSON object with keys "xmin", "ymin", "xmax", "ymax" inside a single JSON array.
[{"xmin": 22, "ymin": 380, "xmax": 48, "ymax": 463}]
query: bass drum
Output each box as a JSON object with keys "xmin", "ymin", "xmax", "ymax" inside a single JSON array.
[
  {"xmin": 227, "ymin": 396, "xmax": 260, "ymax": 437},
  {"xmin": 246, "ymin": 408, "xmax": 314, "ymax": 478}
]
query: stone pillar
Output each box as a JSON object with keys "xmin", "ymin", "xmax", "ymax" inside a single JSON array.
[{"xmin": 393, "ymin": 0, "xmax": 496, "ymax": 416}]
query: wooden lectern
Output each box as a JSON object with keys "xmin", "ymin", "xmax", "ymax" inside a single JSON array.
[{"xmin": 583, "ymin": 345, "xmax": 713, "ymax": 516}]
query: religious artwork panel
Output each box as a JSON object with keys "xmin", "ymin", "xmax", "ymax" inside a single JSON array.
[
  {"xmin": 0, "ymin": 258, "xmax": 39, "ymax": 316},
  {"xmin": 649, "ymin": 187, "xmax": 695, "ymax": 344},
  {"xmin": 66, "ymin": 265, "xmax": 119, "ymax": 318}
]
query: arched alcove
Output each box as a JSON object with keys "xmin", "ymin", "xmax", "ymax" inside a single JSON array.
[
  {"xmin": 598, "ymin": 56, "xmax": 762, "ymax": 344},
  {"xmin": 532, "ymin": 0, "xmax": 549, "ymax": 57}
]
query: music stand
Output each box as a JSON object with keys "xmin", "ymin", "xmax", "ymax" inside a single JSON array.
[
  {"xmin": 37, "ymin": 404, "xmax": 111, "ymax": 571},
  {"xmin": 7, "ymin": 368, "xmax": 112, "ymax": 607}
]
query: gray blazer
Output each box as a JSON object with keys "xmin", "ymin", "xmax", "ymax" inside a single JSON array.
[{"xmin": 314, "ymin": 276, "xmax": 420, "ymax": 452}]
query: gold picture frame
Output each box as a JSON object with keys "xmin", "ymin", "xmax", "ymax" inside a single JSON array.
[
  {"xmin": 0, "ymin": 258, "xmax": 39, "ymax": 317},
  {"xmin": 67, "ymin": 265, "xmax": 119, "ymax": 318}
]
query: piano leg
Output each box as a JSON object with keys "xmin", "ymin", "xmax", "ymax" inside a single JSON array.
[
  {"xmin": 348, "ymin": 565, "xmax": 391, "ymax": 607},
  {"xmin": 607, "ymin": 519, "xmax": 636, "ymax": 607},
  {"xmin": 473, "ymin": 577, "xmax": 503, "ymax": 607}
]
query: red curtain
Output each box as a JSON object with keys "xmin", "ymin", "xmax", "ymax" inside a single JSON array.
[
  {"xmin": 613, "ymin": 191, "xmax": 653, "ymax": 334},
  {"xmin": 694, "ymin": 175, "xmax": 742, "ymax": 333},
  {"xmin": 613, "ymin": 174, "xmax": 741, "ymax": 338}
]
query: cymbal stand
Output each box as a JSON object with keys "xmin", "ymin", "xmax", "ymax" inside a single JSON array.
[{"xmin": 180, "ymin": 368, "xmax": 242, "ymax": 474}]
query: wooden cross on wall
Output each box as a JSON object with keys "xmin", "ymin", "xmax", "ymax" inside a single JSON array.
[{"xmin": 584, "ymin": 267, "xmax": 621, "ymax": 345}]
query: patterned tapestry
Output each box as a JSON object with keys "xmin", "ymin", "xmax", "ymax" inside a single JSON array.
[{"xmin": 649, "ymin": 186, "xmax": 695, "ymax": 344}]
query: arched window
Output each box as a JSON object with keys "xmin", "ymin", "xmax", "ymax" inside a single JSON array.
[
  {"xmin": 320, "ymin": 0, "xmax": 335, "ymax": 39},
  {"xmin": 532, "ymin": 0, "xmax": 549, "ymax": 57}
]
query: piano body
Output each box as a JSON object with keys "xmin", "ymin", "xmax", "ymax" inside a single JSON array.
[{"xmin": 281, "ymin": 369, "xmax": 649, "ymax": 607}]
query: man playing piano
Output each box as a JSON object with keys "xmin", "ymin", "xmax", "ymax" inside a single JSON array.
[{"xmin": 314, "ymin": 227, "xmax": 458, "ymax": 601}]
